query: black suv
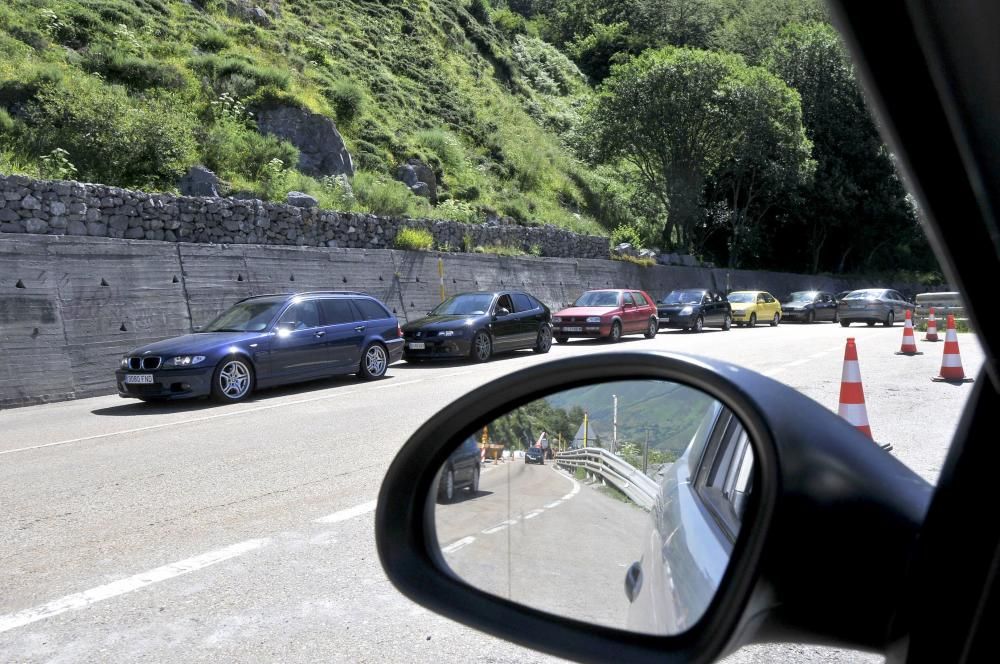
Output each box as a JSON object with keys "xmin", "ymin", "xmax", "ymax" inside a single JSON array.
[{"xmin": 657, "ymin": 289, "xmax": 733, "ymax": 332}]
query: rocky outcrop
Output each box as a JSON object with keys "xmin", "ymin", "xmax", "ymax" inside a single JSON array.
[
  {"xmin": 396, "ymin": 159, "xmax": 437, "ymax": 203},
  {"xmin": 226, "ymin": 0, "xmax": 280, "ymax": 26},
  {"xmin": 286, "ymin": 191, "xmax": 318, "ymax": 208},
  {"xmin": 178, "ymin": 166, "xmax": 221, "ymax": 197},
  {"xmin": 254, "ymin": 105, "xmax": 354, "ymax": 177}
]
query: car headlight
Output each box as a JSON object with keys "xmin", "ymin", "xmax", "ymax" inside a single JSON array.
[
  {"xmin": 120, "ymin": 356, "xmax": 129, "ymax": 369},
  {"xmin": 680, "ymin": 306, "xmax": 693, "ymax": 315},
  {"xmin": 586, "ymin": 316, "xmax": 602, "ymax": 323},
  {"xmin": 163, "ymin": 355, "xmax": 206, "ymax": 367},
  {"xmin": 551, "ymin": 316, "xmax": 562, "ymax": 323},
  {"xmin": 437, "ymin": 330, "xmax": 456, "ymax": 337}
]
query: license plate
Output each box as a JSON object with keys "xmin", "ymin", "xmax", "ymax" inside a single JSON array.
[
  {"xmin": 563, "ymin": 326, "xmax": 583, "ymax": 332},
  {"xmin": 125, "ymin": 374, "xmax": 154, "ymax": 384},
  {"xmin": 660, "ymin": 317, "xmax": 670, "ymax": 323},
  {"xmin": 407, "ymin": 342, "xmax": 426, "ymax": 350}
]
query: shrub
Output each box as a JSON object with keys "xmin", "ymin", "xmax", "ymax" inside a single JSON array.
[
  {"xmin": 201, "ymin": 117, "xmax": 299, "ymax": 182},
  {"xmin": 611, "ymin": 223, "xmax": 644, "ymax": 250},
  {"xmin": 25, "ymin": 75, "xmax": 198, "ymax": 188},
  {"xmin": 258, "ymin": 157, "xmax": 290, "ymax": 200},
  {"xmin": 325, "ymin": 80, "xmax": 365, "ymax": 126},
  {"xmin": 429, "ymin": 198, "xmax": 479, "ymax": 224},
  {"xmin": 395, "ymin": 226, "xmax": 434, "ymax": 250},
  {"xmin": 612, "ymin": 253, "xmax": 655, "ymax": 267},
  {"xmin": 414, "ymin": 128, "xmax": 464, "ymax": 171},
  {"xmin": 82, "ymin": 48, "xmax": 187, "ymax": 90},
  {"xmin": 38, "ymin": 148, "xmax": 77, "ymax": 180},
  {"xmin": 354, "ymin": 171, "xmax": 421, "ymax": 216},
  {"xmin": 188, "ymin": 55, "xmax": 290, "ymax": 94},
  {"xmin": 194, "ymin": 30, "xmax": 231, "ymax": 53}
]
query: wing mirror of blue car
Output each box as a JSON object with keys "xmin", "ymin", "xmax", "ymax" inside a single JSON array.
[
  {"xmin": 192, "ymin": 325, "xmax": 203, "ymax": 332},
  {"xmin": 495, "ymin": 307, "xmax": 510, "ymax": 317},
  {"xmin": 375, "ymin": 352, "xmax": 932, "ymax": 663}
]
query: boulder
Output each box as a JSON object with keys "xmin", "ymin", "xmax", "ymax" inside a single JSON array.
[
  {"xmin": 254, "ymin": 105, "xmax": 354, "ymax": 177},
  {"xmin": 396, "ymin": 159, "xmax": 437, "ymax": 203},
  {"xmin": 286, "ymin": 191, "xmax": 318, "ymax": 208},
  {"xmin": 226, "ymin": 0, "xmax": 273, "ymax": 26},
  {"xmin": 178, "ymin": 166, "xmax": 221, "ymax": 197}
]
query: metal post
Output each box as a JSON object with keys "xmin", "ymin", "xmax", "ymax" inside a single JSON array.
[
  {"xmin": 438, "ymin": 257, "xmax": 446, "ymax": 302},
  {"xmin": 583, "ymin": 411, "xmax": 589, "ymax": 448},
  {"xmin": 643, "ymin": 428, "xmax": 649, "ymax": 474}
]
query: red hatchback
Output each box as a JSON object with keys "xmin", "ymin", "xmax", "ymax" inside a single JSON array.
[{"xmin": 552, "ymin": 289, "xmax": 659, "ymax": 343}]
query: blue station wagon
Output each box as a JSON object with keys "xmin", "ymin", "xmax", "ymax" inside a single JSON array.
[{"xmin": 115, "ymin": 291, "xmax": 404, "ymax": 403}]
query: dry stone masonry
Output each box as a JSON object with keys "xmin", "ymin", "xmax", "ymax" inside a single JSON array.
[{"xmin": 0, "ymin": 174, "xmax": 609, "ymax": 259}]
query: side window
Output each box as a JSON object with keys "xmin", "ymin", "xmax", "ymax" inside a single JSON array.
[
  {"xmin": 633, "ymin": 292, "xmax": 649, "ymax": 306},
  {"xmin": 529, "ymin": 295, "xmax": 544, "ymax": 310},
  {"xmin": 623, "ymin": 292, "xmax": 636, "ymax": 307},
  {"xmin": 764, "ymin": 293, "xmax": 775, "ymax": 303},
  {"xmin": 703, "ymin": 294, "xmax": 713, "ymax": 305},
  {"xmin": 354, "ymin": 298, "xmax": 391, "ymax": 321},
  {"xmin": 512, "ymin": 293, "xmax": 535, "ymax": 312},
  {"xmin": 496, "ymin": 294, "xmax": 515, "ymax": 314},
  {"xmin": 319, "ymin": 298, "xmax": 359, "ymax": 325},
  {"xmin": 277, "ymin": 300, "xmax": 321, "ymax": 330},
  {"xmin": 694, "ymin": 410, "xmax": 753, "ymax": 541}
]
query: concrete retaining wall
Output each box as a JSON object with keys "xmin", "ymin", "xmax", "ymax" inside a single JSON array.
[{"xmin": 0, "ymin": 234, "xmax": 894, "ymax": 408}]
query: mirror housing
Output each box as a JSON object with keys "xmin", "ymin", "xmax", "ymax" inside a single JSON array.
[
  {"xmin": 496, "ymin": 307, "xmax": 511, "ymax": 317},
  {"xmin": 375, "ymin": 352, "xmax": 931, "ymax": 663},
  {"xmin": 192, "ymin": 325, "xmax": 203, "ymax": 332}
]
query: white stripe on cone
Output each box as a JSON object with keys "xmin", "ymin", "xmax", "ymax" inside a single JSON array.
[
  {"xmin": 838, "ymin": 403, "xmax": 871, "ymax": 425},
  {"xmin": 841, "ymin": 360, "xmax": 862, "ymax": 383},
  {"xmin": 942, "ymin": 354, "xmax": 963, "ymax": 367}
]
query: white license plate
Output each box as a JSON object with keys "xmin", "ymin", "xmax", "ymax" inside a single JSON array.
[
  {"xmin": 563, "ymin": 327, "xmax": 583, "ymax": 332},
  {"xmin": 408, "ymin": 342, "xmax": 426, "ymax": 350},
  {"xmin": 125, "ymin": 374, "xmax": 154, "ymax": 384},
  {"xmin": 661, "ymin": 317, "xmax": 670, "ymax": 323}
]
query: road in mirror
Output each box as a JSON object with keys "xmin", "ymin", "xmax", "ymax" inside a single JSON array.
[{"xmin": 433, "ymin": 380, "xmax": 754, "ymax": 636}]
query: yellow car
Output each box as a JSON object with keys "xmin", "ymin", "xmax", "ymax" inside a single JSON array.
[{"xmin": 727, "ymin": 290, "xmax": 782, "ymax": 327}]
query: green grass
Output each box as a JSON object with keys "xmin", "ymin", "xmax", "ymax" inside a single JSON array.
[
  {"xmin": 0, "ymin": 0, "xmax": 613, "ymax": 235},
  {"xmin": 394, "ymin": 226, "xmax": 434, "ymax": 251},
  {"xmin": 612, "ymin": 253, "xmax": 656, "ymax": 267}
]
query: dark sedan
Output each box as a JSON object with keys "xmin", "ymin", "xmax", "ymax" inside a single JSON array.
[
  {"xmin": 438, "ymin": 435, "xmax": 481, "ymax": 503},
  {"xmin": 524, "ymin": 447, "xmax": 545, "ymax": 465},
  {"xmin": 657, "ymin": 289, "xmax": 732, "ymax": 332},
  {"xmin": 402, "ymin": 291, "xmax": 552, "ymax": 362},
  {"xmin": 115, "ymin": 291, "xmax": 404, "ymax": 403},
  {"xmin": 780, "ymin": 291, "xmax": 840, "ymax": 323},
  {"xmin": 838, "ymin": 288, "xmax": 915, "ymax": 327}
]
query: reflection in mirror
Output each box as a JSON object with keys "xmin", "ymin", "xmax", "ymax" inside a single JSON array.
[{"xmin": 433, "ymin": 380, "xmax": 754, "ymax": 636}]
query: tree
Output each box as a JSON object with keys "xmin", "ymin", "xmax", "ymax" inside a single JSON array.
[
  {"xmin": 710, "ymin": 66, "xmax": 814, "ymax": 267},
  {"xmin": 580, "ymin": 47, "xmax": 739, "ymax": 250},
  {"xmin": 632, "ymin": 0, "xmax": 723, "ymax": 50}
]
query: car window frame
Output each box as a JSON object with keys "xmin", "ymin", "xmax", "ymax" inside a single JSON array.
[
  {"xmin": 511, "ymin": 292, "xmax": 535, "ymax": 313},
  {"xmin": 693, "ymin": 410, "xmax": 748, "ymax": 544},
  {"xmin": 494, "ymin": 294, "xmax": 515, "ymax": 315},
  {"xmin": 354, "ymin": 297, "xmax": 392, "ymax": 321},
  {"xmin": 275, "ymin": 298, "xmax": 323, "ymax": 331},
  {"xmin": 623, "ymin": 292, "xmax": 636, "ymax": 307},
  {"xmin": 317, "ymin": 297, "xmax": 361, "ymax": 326}
]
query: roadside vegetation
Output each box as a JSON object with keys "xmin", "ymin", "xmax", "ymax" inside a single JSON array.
[{"xmin": 0, "ymin": 0, "xmax": 938, "ymax": 275}]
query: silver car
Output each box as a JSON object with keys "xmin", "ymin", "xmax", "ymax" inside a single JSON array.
[{"xmin": 837, "ymin": 288, "xmax": 914, "ymax": 327}]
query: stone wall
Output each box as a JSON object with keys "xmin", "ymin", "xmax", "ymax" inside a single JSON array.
[
  {"xmin": 0, "ymin": 234, "xmax": 901, "ymax": 409},
  {"xmin": 0, "ymin": 174, "xmax": 609, "ymax": 259}
]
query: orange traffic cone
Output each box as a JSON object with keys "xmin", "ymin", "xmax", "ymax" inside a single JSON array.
[
  {"xmin": 924, "ymin": 307, "xmax": 940, "ymax": 341},
  {"xmin": 895, "ymin": 310, "xmax": 922, "ymax": 355},
  {"xmin": 839, "ymin": 338, "xmax": 873, "ymax": 439},
  {"xmin": 932, "ymin": 314, "xmax": 974, "ymax": 383}
]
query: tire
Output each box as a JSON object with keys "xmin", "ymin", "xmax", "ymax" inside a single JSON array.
[
  {"xmin": 359, "ymin": 343, "xmax": 388, "ymax": 380},
  {"xmin": 555, "ymin": 336, "xmax": 569, "ymax": 344},
  {"xmin": 866, "ymin": 321, "xmax": 876, "ymax": 327},
  {"xmin": 808, "ymin": 310, "xmax": 816, "ymax": 324},
  {"xmin": 533, "ymin": 325, "xmax": 552, "ymax": 353},
  {"xmin": 833, "ymin": 311, "xmax": 839, "ymax": 323},
  {"xmin": 840, "ymin": 320, "xmax": 850, "ymax": 328},
  {"xmin": 722, "ymin": 314, "xmax": 732, "ymax": 331},
  {"xmin": 608, "ymin": 321, "xmax": 622, "ymax": 343},
  {"xmin": 644, "ymin": 317, "xmax": 658, "ymax": 339},
  {"xmin": 441, "ymin": 468, "xmax": 455, "ymax": 502},
  {"xmin": 749, "ymin": 313, "xmax": 757, "ymax": 327},
  {"xmin": 693, "ymin": 316, "xmax": 704, "ymax": 333},
  {"xmin": 469, "ymin": 466, "xmax": 480, "ymax": 494},
  {"xmin": 770, "ymin": 313, "xmax": 780, "ymax": 327},
  {"xmin": 211, "ymin": 357, "xmax": 254, "ymax": 403},
  {"xmin": 470, "ymin": 331, "xmax": 492, "ymax": 362},
  {"xmin": 884, "ymin": 311, "xmax": 895, "ymax": 327}
]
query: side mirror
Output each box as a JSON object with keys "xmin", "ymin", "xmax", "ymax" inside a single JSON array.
[
  {"xmin": 376, "ymin": 353, "xmax": 930, "ymax": 662},
  {"xmin": 496, "ymin": 307, "xmax": 510, "ymax": 317},
  {"xmin": 192, "ymin": 325, "xmax": 203, "ymax": 332}
]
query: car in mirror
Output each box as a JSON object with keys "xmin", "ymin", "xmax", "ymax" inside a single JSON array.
[{"xmin": 375, "ymin": 352, "xmax": 931, "ymax": 662}]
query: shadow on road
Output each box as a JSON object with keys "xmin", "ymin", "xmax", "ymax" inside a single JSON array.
[
  {"xmin": 89, "ymin": 374, "xmax": 398, "ymax": 417},
  {"xmin": 393, "ymin": 348, "xmax": 546, "ymax": 369},
  {"xmin": 437, "ymin": 489, "xmax": 495, "ymax": 505}
]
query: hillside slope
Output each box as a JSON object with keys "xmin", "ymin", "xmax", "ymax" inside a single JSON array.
[{"xmin": 0, "ymin": 0, "xmax": 604, "ymax": 234}]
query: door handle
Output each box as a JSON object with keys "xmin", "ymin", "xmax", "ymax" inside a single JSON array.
[
  {"xmin": 314, "ymin": 330, "xmax": 326, "ymax": 338},
  {"xmin": 354, "ymin": 325, "xmax": 366, "ymax": 332}
]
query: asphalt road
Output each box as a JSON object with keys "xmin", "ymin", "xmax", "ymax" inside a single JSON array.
[{"xmin": 0, "ymin": 322, "xmax": 985, "ymax": 662}]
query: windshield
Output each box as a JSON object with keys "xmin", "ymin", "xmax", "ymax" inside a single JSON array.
[
  {"xmin": 431, "ymin": 294, "xmax": 494, "ymax": 316},
  {"xmin": 202, "ymin": 299, "xmax": 286, "ymax": 332},
  {"xmin": 573, "ymin": 291, "xmax": 620, "ymax": 307},
  {"xmin": 727, "ymin": 293, "xmax": 755, "ymax": 303},
  {"xmin": 843, "ymin": 289, "xmax": 886, "ymax": 300},
  {"xmin": 661, "ymin": 290, "xmax": 704, "ymax": 305},
  {"xmin": 789, "ymin": 291, "xmax": 817, "ymax": 302}
]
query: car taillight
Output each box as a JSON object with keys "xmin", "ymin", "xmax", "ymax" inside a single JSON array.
[{"xmin": 397, "ymin": 325, "xmax": 403, "ymax": 338}]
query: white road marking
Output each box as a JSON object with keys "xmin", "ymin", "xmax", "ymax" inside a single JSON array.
[
  {"xmin": 482, "ymin": 520, "xmax": 517, "ymax": 535},
  {"xmin": 314, "ymin": 500, "xmax": 377, "ymax": 524},
  {"xmin": 442, "ymin": 536, "xmax": 476, "ymax": 553},
  {"xmin": 0, "ymin": 538, "xmax": 270, "ymax": 635},
  {"xmin": 544, "ymin": 500, "xmax": 562, "ymax": 509},
  {"xmin": 524, "ymin": 509, "xmax": 544, "ymax": 520},
  {"xmin": 0, "ymin": 380, "xmax": 425, "ymax": 457}
]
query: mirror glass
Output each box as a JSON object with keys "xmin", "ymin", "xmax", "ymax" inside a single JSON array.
[{"xmin": 433, "ymin": 380, "xmax": 754, "ymax": 636}]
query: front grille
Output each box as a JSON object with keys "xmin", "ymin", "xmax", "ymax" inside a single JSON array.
[{"xmin": 128, "ymin": 356, "xmax": 161, "ymax": 370}]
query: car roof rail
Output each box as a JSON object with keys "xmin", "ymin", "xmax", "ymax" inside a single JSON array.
[{"xmin": 235, "ymin": 290, "xmax": 366, "ymax": 304}]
